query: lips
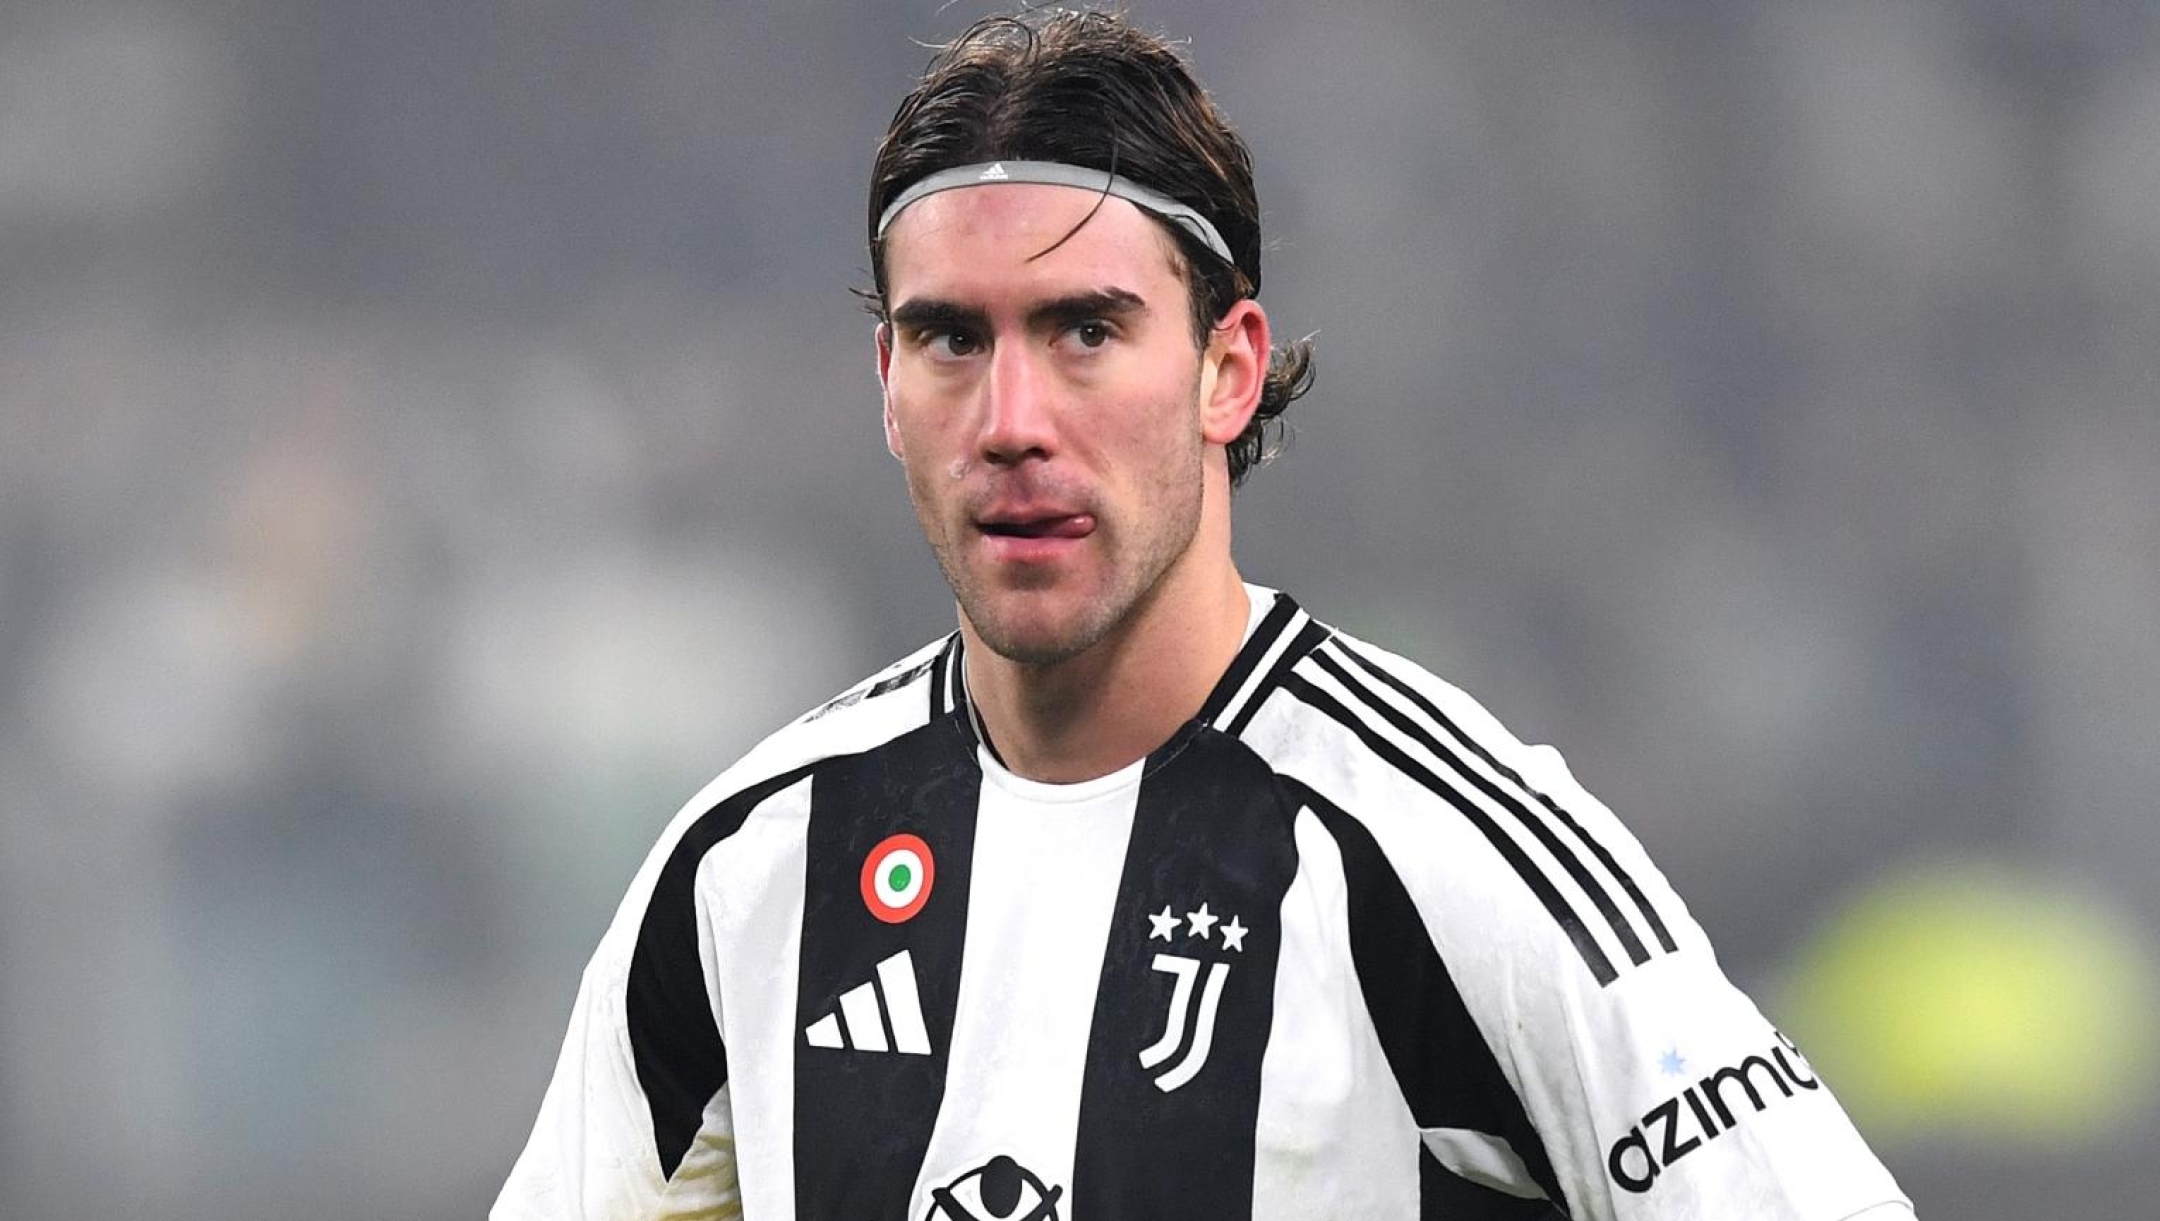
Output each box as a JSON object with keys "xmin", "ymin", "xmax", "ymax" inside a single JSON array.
[
  {"xmin": 978, "ymin": 513, "xmax": 1095, "ymax": 539},
  {"xmin": 973, "ymin": 503, "xmax": 1096, "ymax": 564}
]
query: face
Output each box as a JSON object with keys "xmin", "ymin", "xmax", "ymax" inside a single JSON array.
[{"xmin": 876, "ymin": 184, "xmax": 1259, "ymax": 665}]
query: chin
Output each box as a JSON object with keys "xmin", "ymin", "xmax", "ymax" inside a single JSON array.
[
  {"xmin": 965, "ymin": 594, "xmax": 1119, "ymax": 667},
  {"xmin": 969, "ymin": 615, "xmax": 1099, "ymax": 667}
]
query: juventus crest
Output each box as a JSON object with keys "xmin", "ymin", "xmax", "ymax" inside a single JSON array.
[{"xmin": 1138, "ymin": 899, "xmax": 1249, "ymax": 1092}]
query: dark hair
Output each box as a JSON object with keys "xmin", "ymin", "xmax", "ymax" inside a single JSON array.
[{"xmin": 867, "ymin": 10, "xmax": 1312, "ymax": 487}]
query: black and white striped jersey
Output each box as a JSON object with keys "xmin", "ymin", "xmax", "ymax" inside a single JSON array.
[{"xmin": 495, "ymin": 588, "xmax": 1912, "ymax": 1221}]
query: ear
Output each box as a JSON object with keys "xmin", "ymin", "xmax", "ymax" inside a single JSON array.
[
  {"xmin": 875, "ymin": 321, "xmax": 904, "ymax": 459},
  {"xmin": 1198, "ymin": 298, "xmax": 1269, "ymax": 447}
]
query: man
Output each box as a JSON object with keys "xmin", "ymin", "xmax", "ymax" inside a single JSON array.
[{"xmin": 496, "ymin": 12, "xmax": 1913, "ymax": 1220}]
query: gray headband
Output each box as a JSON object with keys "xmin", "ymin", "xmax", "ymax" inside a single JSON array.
[{"xmin": 874, "ymin": 160, "xmax": 1234, "ymax": 266}]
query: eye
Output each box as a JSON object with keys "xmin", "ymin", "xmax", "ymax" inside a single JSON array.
[
  {"xmin": 921, "ymin": 329, "xmax": 980, "ymax": 359},
  {"xmin": 1066, "ymin": 320, "xmax": 1113, "ymax": 349}
]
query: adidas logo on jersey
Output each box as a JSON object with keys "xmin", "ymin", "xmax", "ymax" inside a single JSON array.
[{"xmin": 804, "ymin": 949, "xmax": 932, "ymax": 1055}]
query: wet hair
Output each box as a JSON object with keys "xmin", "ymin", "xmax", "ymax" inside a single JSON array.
[{"xmin": 867, "ymin": 10, "xmax": 1313, "ymax": 487}]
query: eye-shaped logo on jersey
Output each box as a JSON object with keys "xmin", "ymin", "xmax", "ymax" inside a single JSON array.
[
  {"xmin": 924, "ymin": 1154, "xmax": 1062, "ymax": 1221},
  {"xmin": 1138, "ymin": 899, "xmax": 1248, "ymax": 1092}
]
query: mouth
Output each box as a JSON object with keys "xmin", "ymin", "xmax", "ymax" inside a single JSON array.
[{"xmin": 977, "ymin": 513, "xmax": 1095, "ymax": 540}]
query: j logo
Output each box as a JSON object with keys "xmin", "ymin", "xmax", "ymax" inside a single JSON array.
[
  {"xmin": 1137, "ymin": 899, "xmax": 1246, "ymax": 1092},
  {"xmin": 1138, "ymin": 954, "xmax": 1230, "ymax": 1092}
]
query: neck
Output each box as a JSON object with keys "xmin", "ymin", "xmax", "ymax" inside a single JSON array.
[{"xmin": 961, "ymin": 538, "xmax": 1250, "ymax": 786}]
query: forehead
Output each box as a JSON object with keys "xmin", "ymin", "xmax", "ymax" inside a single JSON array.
[{"xmin": 881, "ymin": 183, "xmax": 1187, "ymax": 306}]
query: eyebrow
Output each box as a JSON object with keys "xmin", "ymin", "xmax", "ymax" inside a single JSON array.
[
  {"xmin": 889, "ymin": 288, "xmax": 1149, "ymax": 336},
  {"xmin": 1028, "ymin": 288, "xmax": 1148, "ymax": 329},
  {"xmin": 889, "ymin": 299, "xmax": 987, "ymax": 336}
]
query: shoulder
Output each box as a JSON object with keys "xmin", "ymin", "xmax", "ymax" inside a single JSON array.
[
  {"xmin": 590, "ymin": 634, "xmax": 965, "ymax": 945},
  {"xmin": 677, "ymin": 632, "xmax": 963, "ymax": 830},
  {"xmin": 1226, "ymin": 608, "xmax": 1909, "ymax": 1216},
  {"xmin": 1230, "ymin": 612, "xmax": 1551, "ymax": 815},
  {"xmin": 1232, "ymin": 612, "xmax": 1702, "ymax": 988},
  {"xmin": 1252, "ymin": 618, "xmax": 1536, "ymax": 781}
]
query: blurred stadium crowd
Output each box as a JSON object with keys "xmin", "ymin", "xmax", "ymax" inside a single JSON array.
[{"xmin": 2, "ymin": 1, "xmax": 2155, "ymax": 1216}]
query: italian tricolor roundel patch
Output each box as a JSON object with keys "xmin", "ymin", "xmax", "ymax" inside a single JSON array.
[{"xmin": 861, "ymin": 833, "xmax": 934, "ymax": 924}]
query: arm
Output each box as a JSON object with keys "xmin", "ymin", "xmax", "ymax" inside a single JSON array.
[
  {"xmin": 1308, "ymin": 637, "xmax": 1913, "ymax": 1219},
  {"xmin": 493, "ymin": 779, "xmax": 760, "ymax": 1221},
  {"xmin": 1431, "ymin": 739, "xmax": 1912, "ymax": 1219},
  {"xmin": 492, "ymin": 941, "xmax": 742, "ymax": 1221}
]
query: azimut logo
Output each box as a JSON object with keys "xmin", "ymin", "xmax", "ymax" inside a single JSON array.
[{"xmin": 1606, "ymin": 1031, "xmax": 1821, "ymax": 1193}]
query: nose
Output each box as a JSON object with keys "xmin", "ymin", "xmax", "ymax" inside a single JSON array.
[{"xmin": 975, "ymin": 341, "xmax": 1057, "ymax": 466}]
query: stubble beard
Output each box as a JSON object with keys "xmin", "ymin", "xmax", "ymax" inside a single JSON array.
[{"xmin": 911, "ymin": 408, "xmax": 1206, "ymax": 669}]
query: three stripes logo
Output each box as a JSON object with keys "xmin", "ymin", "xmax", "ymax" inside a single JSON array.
[{"xmin": 804, "ymin": 949, "xmax": 933, "ymax": 1055}]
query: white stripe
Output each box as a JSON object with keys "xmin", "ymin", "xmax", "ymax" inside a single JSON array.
[
  {"xmin": 1214, "ymin": 607, "xmax": 1311, "ymax": 729},
  {"xmin": 963, "ymin": 668, "xmax": 991, "ymax": 747},
  {"xmin": 876, "ymin": 951, "xmax": 933, "ymax": 1056},
  {"xmin": 1319, "ymin": 640, "xmax": 1659, "ymax": 957},
  {"xmin": 838, "ymin": 980, "xmax": 887, "ymax": 1052},
  {"xmin": 803, "ymin": 1014, "xmax": 842, "ymax": 1049},
  {"xmin": 654, "ymin": 1083, "xmax": 743, "ymax": 1219},
  {"xmin": 1419, "ymin": 1128, "xmax": 1546, "ymax": 1199},
  {"xmin": 1251, "ymin": 807, "xmax": 1419, "ymax": 1220},
  {"xmin": 1293, "ymin": 653, "xmax": 1633, "ymax": 974},
  {"xmin": 904, "ymin": 761, "xmax": 1140, "ymax": 1215},
  {"xmin": 694, "ymin": 773, "xmax": 814, "ymax": 1221}
]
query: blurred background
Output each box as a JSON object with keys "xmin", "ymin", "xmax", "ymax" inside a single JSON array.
[{"xmin": 3, "ymin": 0, "xmax": 2156, "ymax": 1215}]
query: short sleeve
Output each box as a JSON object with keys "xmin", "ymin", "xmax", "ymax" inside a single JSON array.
[
  {"xmin": 1469, "ymin": 743, "xmax": 1914, "ymax": 1219},
  {"xmin": 492, "ymin": 924, "xmax": 743, "ymax": 1221},
  {"xmin": 1300, "ymin": 633, "xmax": 1914, "ymax": 1219},
  {"xmin": 493, "ymin": 788, "xmax": 751, "ymax": 1221}
]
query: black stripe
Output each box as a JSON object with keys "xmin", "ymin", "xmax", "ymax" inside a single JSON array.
[
  {"xmin": 1312, "ymin": 646, "xmax": 1654, "ymax": 970},
  {"xmin": 1289, "ymin": 780, "xmax": 1566, "ymax": 1207},
  {"xmin": 1334, "ymin": 640, "xmax": 1679, "ymax": 956},
  {"xmin": 929, "ymin": 635, "xmax": 954, "ymax": 721},
  {"xmin": 1195, "ymin": 592, "xmax": 1302, "ymax": 726},
  {"xmin": 627, "ymin": 763, "xmax": 818, "ymax": 1178},
  {"xmin": 808, "ymin": 652, "xmax": 940, "ymax": 722},
  {"xmin": 869, "ymin": 973, "xmax": 901, "ymax": 1055},
  {"xmin": 793, "ymin": 721, "xmax": 982, "ymax": 1217},
  {"xmin": 1280, "ymin": 672, "xmax": 1619, "ymax": 985},
  {"xmin": 866, "ymin": 655, "xmax": 937, "ymax": 702},
  {"xmin": 1222, "ymin": 617, "xmax": 1333, "ymax": 739},
  {"xmin": 946, "ymin": 637, "xmax": 1008, "ymax": 767},
  {"xmin": 1420, "ymin": 1143, "xmax": 1568, "ymax": 1219},
  {"xmin": 1070, "ymin": 728, "xmax": 1301, "ymax": 1219},
  {"xmin": 948, "ymin": 635, "xmax": 968, "ymax": 721}
]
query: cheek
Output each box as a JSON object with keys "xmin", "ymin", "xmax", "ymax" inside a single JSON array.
[
  {"xmin": 897, "ymin": 445, "xmax": 941, "ymax": 504},
  {"xmin": 893, "ymin": 438, "xmax": 964, "ymax": 532},
  {"xmin": 886, "ymin": 382, "xmax": 963, "ymax": 452}
]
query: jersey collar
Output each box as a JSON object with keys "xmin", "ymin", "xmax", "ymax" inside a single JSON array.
[{"xmin": 944, "ymin": 585, "xmax": 1327, "ymax": 767}]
